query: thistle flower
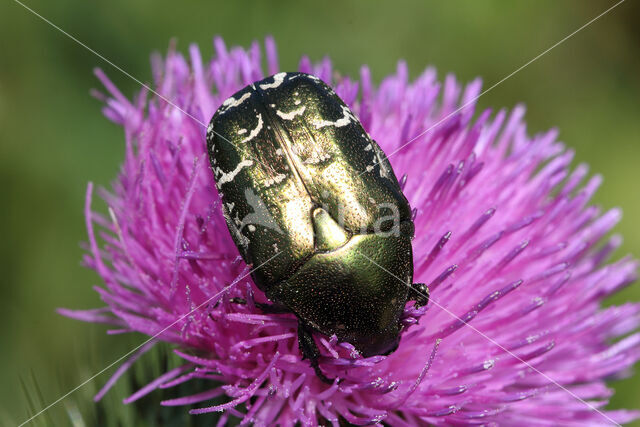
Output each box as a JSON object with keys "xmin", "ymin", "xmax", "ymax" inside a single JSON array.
[{"xmin": 61, "ymin": 37, "xmax": 640, "ymax": 425}]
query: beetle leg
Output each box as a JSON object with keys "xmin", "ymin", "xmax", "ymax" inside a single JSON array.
[
  {"xmin": 298, "ymin": 322, "xmax": 333, "ymax": 384},
  {"xmin": 255, "ymin": 302, "xmax": 290, "ymax": 314},
  {"xmin": 410, "ymin": 282, "xmax": 430, "ymax": 308},
  {"xmin": 229, "ymin": 297, "xmax": 291, "ymax": 314}
]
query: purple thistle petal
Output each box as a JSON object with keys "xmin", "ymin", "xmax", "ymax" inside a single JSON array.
[
  {"xmin": 55, "ymin": 307, "xmax": 123, "ymax": 326},
  {"xmin": 189, "ymin": 353, "xmax": 280, "ymax": 415},
  {"xmin": 123, "ymin": 364, "xmax": 191, "ymax": 404},
  {"xmin": 93, "ymin": 340, "xmax": 156, "ymax": 401},
  {"xmin": 162, "ymin": 387, "xmax": 225, "ymax": 406}
]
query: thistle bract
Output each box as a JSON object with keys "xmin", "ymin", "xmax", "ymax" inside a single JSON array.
[{"xmin": 61, "ymin": 37, "xmax": 640, "ymax": 425}]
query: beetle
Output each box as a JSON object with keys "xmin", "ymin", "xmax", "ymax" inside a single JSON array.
[{"xmin": 206, "ymin": 72, "xmax": 428, "ymax": 382}]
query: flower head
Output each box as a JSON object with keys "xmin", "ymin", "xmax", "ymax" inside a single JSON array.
[{"xmin": 62, "ymin": 37, "xmax": 640, "ymax": 425}]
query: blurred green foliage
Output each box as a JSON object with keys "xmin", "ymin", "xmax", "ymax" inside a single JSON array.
[{"xmin": 1, "ymin": 0, "xmax": 639, "ymax": 424}]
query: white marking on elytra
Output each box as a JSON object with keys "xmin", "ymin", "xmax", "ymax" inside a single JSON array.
[
  {"xmin": 259, "ymin": 72, "xmax": 287, "ymax": 90},
  {"xmin": 275, "ymin": 148, "xmax": 284, "ymax": 156},
  {"xmin": 220, "ymin": 91, "xmax": 252, "ymax": 113},
  {"xmin": 207, "ymin": 122, "xmax": 214, "ymax": 134},
  {"xmin": 303, "ymin": 153, "xmax": 331, "ymax": 164},
  {"xmin": 294, "ymin": 99, "xmax": 301, "ymax": 105},
  {"xmin": 379, "ymin": 164, "xmax": 389, "ymax": 178},
  {"xmin": 218, "ymin": 160, "xmax": 254, "ymax": 185},
  {"xmin": 304, "ymin": 156, "xmax": 319, "ymax": 165},
  {"xmin": 240, "ymin": 114, "xmax": 263, "ymax": 144},
  {"xmin": 226, "ymin": 202, "xmax": 235, "ymax": 212},
  {"xmin": 247, "ymin": 225, "xmax": 256, "ymax": 232},
  {"xmin": 313, "ymin": 105, "xmax": 356, "ymax": 129},
  {"xmin": 276, "ymin": 106, "xmax": 306, "ymax": 120},
  {"xmin": 366, "ymin": 165, "xmax": 374, "ymax": 172},
  {"xmin": 364, "ymin": 144, "xmax": 373, "ymax": 151},
  {"xmin": 270, "ymin": 104, "xmax": 276, "ymax": 108},
  {"xmin": 272, "ymin": 243, "xmax": 278, "ymax": 252},
  {"xmin": 264, "ymin": 173, "xmax": 287, "ymax": 187},
  {"xmin": 237, "ymin": 128, "xmax": 247, "ymax": 135}
]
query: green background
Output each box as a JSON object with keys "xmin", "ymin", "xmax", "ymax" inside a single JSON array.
[{"xmin": 1, "ymin": 0, "xmax": 639, "ymax": 425}]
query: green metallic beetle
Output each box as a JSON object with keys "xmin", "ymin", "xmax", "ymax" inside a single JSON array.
[{"xmin": 206, "ymin": 72, "xmax": 428, "ymax": 381}]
